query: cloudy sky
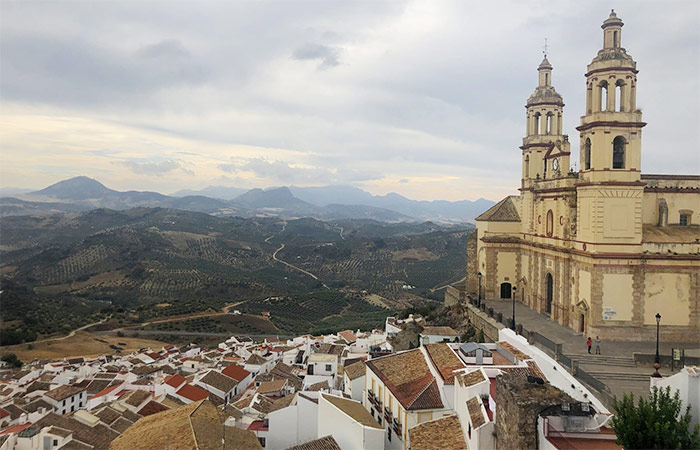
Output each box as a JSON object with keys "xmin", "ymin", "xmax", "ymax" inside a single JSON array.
[{"xmin": 1, "ymin": 1, "xmax": 698, "ymax": 201}]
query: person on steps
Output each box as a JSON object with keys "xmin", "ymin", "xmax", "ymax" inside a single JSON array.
[
  {"xmin": 587, "ymin": 336, "xmax": 592, "ymax": 354},
  {"xmin": 595, "ymin": 336, "xmax": 601, "ymax": 355}
]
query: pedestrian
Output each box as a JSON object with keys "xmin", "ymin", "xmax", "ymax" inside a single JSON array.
[
  {"xmin": 595, "ymin": 336, "xmax": 601, "ymax": 355},
  {"xmin": 586, "ymin": 336, "xmax": 592, "ymax": 354}
]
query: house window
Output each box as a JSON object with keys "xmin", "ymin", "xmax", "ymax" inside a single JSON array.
[
  {"xmin": 468, "ymin": 423, "xmax": 472, "ymax": 439},
  {"xmin": 612, "ymin": 136, "xmax": 626, "ymax": 169},
  {"xmin": 325, "ymin": 364, "xmax": 332, "ymax": 372},
  {"xmin": 388, "ymin": 428, "xmax": 392, "ymax": 442},
  {"xmin": 258, "ymin": 437, "xmax": 266, "ymax": 447},
  {"xmin": 62, "ymin": 400, "xmax": 66, "ymax": 406},
  {"xmin": 53, "ymin": 439, "xmax": 58, "ymax": 447},
  {"xmin": 680, "ymin": 214, "xmax": 690, "ymax": 226}
]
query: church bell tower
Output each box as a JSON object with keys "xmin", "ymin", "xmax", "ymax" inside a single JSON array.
[{"xmin": 576, "ymin": 10, "xmax": 646, "ymax": 250}]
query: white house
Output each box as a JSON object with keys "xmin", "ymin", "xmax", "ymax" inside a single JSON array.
[
  {"xmin": 264, "ymin": 393, "xmax": 319, "ymax": 450},
  {"xmin": 365, "ymin": 348, "xmax": 452, "ymax": 450},
  {"xmin": 195, "ymin": 370, "xmax": 238, "ymax": 403},
  {"xmin": 318, "ymin": 393, "xmax": 383, "ymax": 450},
  {"xmin": 307, "ymin": 354, "xmax": 337, "ymax": 378},
  {"xmin": 420, "ymin": 326, "xmax": 459, "ymax": 345},
  {"xmin": 221, "ymin": 364, "xmax": 253, "ymax": 396},
  {"xmin": 652, "ymin": 366, "xmax": 700, "ymax": 429},
  {"xmin": 343, "ymin": 361, "xmax": 366, "ymax": 403},
  {"xmin": 44, "ymin": 385, "xmax": 87, "ymax": 415}
]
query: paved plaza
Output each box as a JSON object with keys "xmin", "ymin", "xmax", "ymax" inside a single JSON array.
[{"xmin": 480, "ymin": 298, "xmax": 699, "ymax": 402}]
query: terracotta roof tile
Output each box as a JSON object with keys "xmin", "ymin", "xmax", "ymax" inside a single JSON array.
[
  {"xmin": 199, "ymin": 370, "xmax": 238, "ymax": 393},
  {"xmin": 45, "ymin": 385, "xmax": 85, "ymax": 402},
  {"xmin": 476, "ymin": 195, "xmax": 521, "ymax": 222},
  {"xmin": 455, "ymin": 369, "xmax": 487, "ymax": 387},
  {"xmin": 321, "ymin": 394, "xmax": 381, "ymax": 429},
  {"xmin": 423, "ymin": 344, "xmax": 465, "ymax": 384},
  {"xmin": 365, "ymin": 349, "xmax": 442, "ymax": 410},
  {"xmin": 176, "ymin": 384, "xmax": 210, "ymax": 402},
  {"xmin": 344, "ymin": 361, "xmax": 366, "ymax": 381},
  {"xmin": 409, "ymin": 415, "xmax": 467, "ymax": 450},
  {"xmin": 285, "ymin": 435, "xmax": 341, "ymax": 450},
  {"xmin": 497, "ymin": 341, "xmax": 530, "ymax": 361},
  {"xmin": 221, "ymin": 365, "xmax": 251, "ymax": 383},
  {"xmin": 467, "ymin": 396, "xmax": 486, "ymax": 428}
]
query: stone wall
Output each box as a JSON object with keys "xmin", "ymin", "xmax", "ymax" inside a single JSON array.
[
  {"xmin": 464, "ymin": 299, "xmax": 504, "ymax": 343},
  {"xmin": 465, "ymin": 230, "xmax": 479, "ymax": 294},
  {"xmin": 495, "ymin": 372, "xmax": 574, "ymax": 450}
]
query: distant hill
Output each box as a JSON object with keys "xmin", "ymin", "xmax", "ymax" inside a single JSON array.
[
  {"xmin": 32, "ymin": 176, "xmax": 116, "ymax": 200},
  {"xmin": 170, "ymin": 185, "xmax": 248, "ymax": 200},
  {"xmin": 2, "ymin": 176, "xmax": 495, "ymax": 222}
]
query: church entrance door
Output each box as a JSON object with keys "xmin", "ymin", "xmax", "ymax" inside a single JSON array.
[
  {"xmin": 500, "ymin": 282, "xmax": 512, "ymax": 299},
  {"xmin": 545, "ymin": 274, "xmax": 553, "ymax": 314}
]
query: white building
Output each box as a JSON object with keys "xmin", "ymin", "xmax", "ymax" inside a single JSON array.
[
  {"xmin": 307, "ymin": 354, "xmax": 337, "ymax": 378},
  {"xmin": 343, "ymin": 361, "xmax": 366, "ymax": 403},
  {"xmin": 318, "ymin": 393, "xmax": 383, "ymax": 450},
  {"xmin": 420, "ymin": 326, "xmax": 459, "ymax": 345},
  {"xmin": 44, "ymin": 385, "xmax": 87, "ymax": 415},
  {"xmin": 264, "ymin": 393, "xmax": 319, "ymax": 450},
  {"xmin": 652, "ymin": 366, "xmax": 700, "ymax": 429}
]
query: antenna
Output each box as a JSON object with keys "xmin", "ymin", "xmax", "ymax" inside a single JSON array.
[{"xmin": 543, "ymin": 38, "xmax": 549, "ymax": 58}]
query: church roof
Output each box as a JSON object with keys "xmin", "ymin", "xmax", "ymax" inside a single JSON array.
[{"xmin": 475, "ymin": 196, "xmax": 521, "ymax": 222}]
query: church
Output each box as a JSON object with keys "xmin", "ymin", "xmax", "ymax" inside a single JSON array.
[{"xmin": 453, "ymin": 11, "xmax": 699, "ymax": 341}]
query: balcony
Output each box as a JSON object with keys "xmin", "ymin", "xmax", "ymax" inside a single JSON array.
[
  {"xmin": 384, "ymin": 407, "xmax": 392, "ymax": 421},
  {"xmin": 392, "ymin": 418, "xmax": 402, "ymax": 435}
]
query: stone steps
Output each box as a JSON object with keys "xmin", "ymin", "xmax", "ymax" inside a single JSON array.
[
  {"xmin": 585, "ymin": 371, "xmax": 652, "ymax": 382},
  {"xmin": 569, "ymin": 354, "xmax": 637, "ymax": 367}
]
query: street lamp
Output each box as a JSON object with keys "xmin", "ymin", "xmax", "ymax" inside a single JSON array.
[
  {"xmin": 652, "ymin": 313, "xmax": 662, "ymax": 377},
  {"xmin": 477, "ymin": 272, "xmax": 482, "ymax": 307},
  {"xmin": 511, "ymin": 285, "xmax": 517, "ymax": 331}
]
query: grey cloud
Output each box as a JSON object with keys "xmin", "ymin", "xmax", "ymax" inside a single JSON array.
[
  {"xmin": 292, "ymin": 43, "xmax": 341, "ymax": 69},
  {"xmin": 0, "ymin": 35, "xmax": 207, "ymax": 106},
  {"xmin": 221, "ymin": 158, "xmax": 381, "ymax": 184},
  {"xmin": 113, "ymin": 160, "xmax": 184, "ymax": 176},
  {"xmin": 137, "ymin": 39, "xmax": 190, "ymax": 59}
]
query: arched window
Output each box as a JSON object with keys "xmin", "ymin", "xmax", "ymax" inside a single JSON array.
[
  {"xmin": 525, "ymin": 155, "xmax": 530, "ymax": 178},
  {"xmin": 546, "ymin": 113, "xmax": 552, "ymax": 135},
  {"xmin": 546, "ymin": 209, "xmax": 554, "ymax": 237},
  {"xmin": 600, "ymin": 81, "xmax": 609, "ymax": 111},
  {"xmin": 584, "ymin": 138, "xmax": 591, "ymax": 170},
  {"xmin": 612, "ymin": 136, "xmax": 626, "ymax": 169},
  {"xmin": 615, "ymin": 80, "xmax": 625, "ymax": 112},
  {"xmin": 534, "ymin": 113, "xmax": 541, "ymax": 135},
  {"xmin": 613, "ymin": 30, "xmax": 618, "ymax": 48},
  {"xmin": 586, "ymin": 83, "xmax": 593, "ymax": 114}
]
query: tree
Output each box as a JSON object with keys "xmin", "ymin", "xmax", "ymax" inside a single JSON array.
[
  {"xmin": 611, "ymin": 386, "xmax": 700, "ymax": 450},
  {"xmin": 1, "ymin": 353, "xmax": 23, "ymax": 368}
]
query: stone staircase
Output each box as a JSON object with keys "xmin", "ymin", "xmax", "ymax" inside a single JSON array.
[
  {"xmin": 583, "ymin": 371, "xmax": 652, "ymax": 382},
  {"xmin": 569, "ymin": 353, "xmax": 637, "ymax": 368}
]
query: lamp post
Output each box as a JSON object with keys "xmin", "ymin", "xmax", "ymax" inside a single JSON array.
[
  {"xmin": 477, "ymin": 273, "xmax": 482, "ymax": 307},
  {"xmin": 511, "ymin": 285, "xmax": 517, "ymax": 331},
  {"xmin": 653, "ymin": 313, "xmax": 661, "ymax": 377}
]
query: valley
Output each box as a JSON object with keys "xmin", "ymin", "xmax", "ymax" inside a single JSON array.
[{"xmin": 0, "ymin": 207, "xmax": 472, "ymax": 345}]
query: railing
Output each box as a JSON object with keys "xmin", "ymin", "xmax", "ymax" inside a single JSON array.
[
  {"xmin": 384, "ymin": 407, "xmax": 392, "ymax": 421},
  {"xmin": 393, "ymin": 418, "xmax": 402, "ymax": 435}
]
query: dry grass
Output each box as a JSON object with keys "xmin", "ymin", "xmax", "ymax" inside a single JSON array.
[
  {"xmin": 391, "ymin": 247, "xmax": 439, "ymax": 261},
  {"xmin": 1, "ymin": 331, "xmax": 166, "ymax": 361}
]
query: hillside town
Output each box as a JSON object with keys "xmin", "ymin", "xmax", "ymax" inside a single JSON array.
[{"xmin": 0, "ymin": 314, "xmax": 656, "ymax": 450}]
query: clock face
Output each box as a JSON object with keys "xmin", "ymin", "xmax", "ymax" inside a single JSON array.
[{"xmin": 553, "ymin": 158, "xmax": 559, "ymax": 171}]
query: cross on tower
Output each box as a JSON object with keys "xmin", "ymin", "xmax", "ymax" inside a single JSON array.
[{"xmin": 543, "ymin": 38, "xmax": 549, "ymax": 58}]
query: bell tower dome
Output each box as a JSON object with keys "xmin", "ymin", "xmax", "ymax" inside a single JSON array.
[
  {"xmin": 575, "ymin": 10, "xmax": 646, "ymax": 250},
  {"xmin": 577, "ymin": 10, "xmax": 645, "ymax": 182},
  {"xmin": 521, "ymin": 55, "xmax": 570, "ymax": 183}
]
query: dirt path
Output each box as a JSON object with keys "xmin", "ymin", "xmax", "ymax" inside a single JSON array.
[
  {"xmin": 430, "ymin": 276, "xmax": 466, "ymax": 293},
  {"xmin": 272, "ymin": 243, "xmax": 326, "ymax": 286},
  {"xmin": 30, "ymin": 316, "xmax": 110, "ymax": 344}
]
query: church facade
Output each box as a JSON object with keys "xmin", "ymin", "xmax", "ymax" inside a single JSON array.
[{"xmin": 462, "ymin": 12, "xmax": 700, "ymax": 341}]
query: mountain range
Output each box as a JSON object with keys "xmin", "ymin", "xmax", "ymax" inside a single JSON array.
[{"xmin": 1, "ymin": 176, "xmax": 494, "ymax": 222}]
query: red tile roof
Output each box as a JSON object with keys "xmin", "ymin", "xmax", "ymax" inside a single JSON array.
[
  {"xmin": 91, "ymin": 383, "xmax": 122, "ymax": 399},
  {"xmin": 176, "ymin": 384, "xmax": 210, "ymax": 402},
  {"xmin": 164, "ymin": 374, "xmax": 187, "ymax": 389},
  {"xmin": 423, "ymin": 344, "xmax": 465, "ymax": 384},
  {"xmin": 0, "ymin": 423, "xmax": 32, "ymax": 435},
  {"xmin": 0, "ymin": 407, "xmax": 9, "ymax": 419},
  {"xmin": 247, "ymin": 420, "xmax": 269, "ymax": 431},
  {"xmin": 221, "ymin": 365, "xmax": 251, "ymax": 383},
  {"xmin": 365, "ymin": 349, "xmax": 443, "ymax": 410},
  {"xmin": 137, "ymin": 400, "xmax": 170, "ymax": 417}
]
